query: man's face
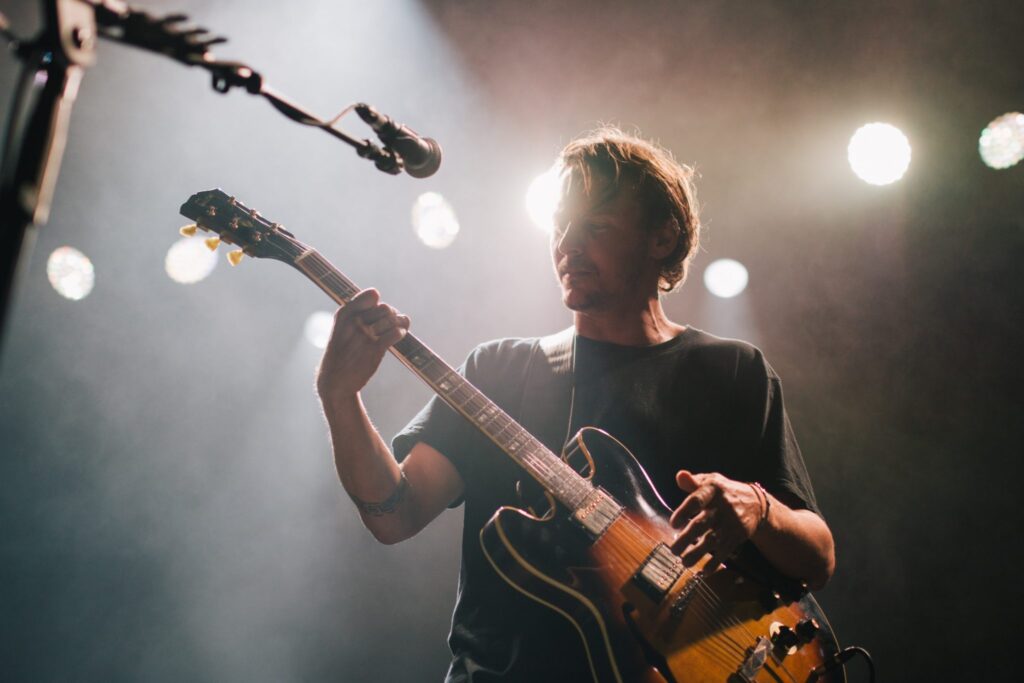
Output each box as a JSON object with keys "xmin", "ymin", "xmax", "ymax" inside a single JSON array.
[{"xmin": 550, "ymin": 175, "xmax": 661, "ymax": 314}]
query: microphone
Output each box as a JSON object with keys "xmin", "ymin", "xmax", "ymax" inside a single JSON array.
[{"xmin": 355, "ymin": 103, "xmax": 442, "ymax": 178}]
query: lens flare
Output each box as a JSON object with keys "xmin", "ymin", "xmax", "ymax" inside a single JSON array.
[
  {"xmin": 703, "ymin": 259, "xmax": 749, "ymax": 298},
  {"xmin": 46, "ymin": 246, "xmax": 95, "ymax": 300},
  {"xmin": 412, "ymin": 192, "xmax": 460, "ymax": 249},
  {"xmin": 304, "ymin": 311, "xmax": 335, "ymax": 349},
  {"xmin": 979, "ymin": 112, "xmax": 1024, "ymax": 169},
  {"xmin": 525, "ymin": 164, "xmax": 564, "ymax": 233},
  {"xmin": 165, "ymin": 236, "xmax": 218, "ymax": 284},
  {"xmin": 847, "ymin": 122, "xmax": 912, "ymax": 185}
]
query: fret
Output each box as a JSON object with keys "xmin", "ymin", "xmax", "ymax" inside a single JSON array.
[
  {"xmin": 465, "ymin": 395, "xmax": 491, "ymax": 418},
  {"xmin": 470, "ymin": 401, "xmax": 499, "ymax": 426},
  {"xmin": 449, "ymin": 383, "xmax": 475, "ymax": 407}
]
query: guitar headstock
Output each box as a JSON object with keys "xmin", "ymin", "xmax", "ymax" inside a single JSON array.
[{"xmin": 179, "ymin": 189, "xmax": 305, "ymax": 265}]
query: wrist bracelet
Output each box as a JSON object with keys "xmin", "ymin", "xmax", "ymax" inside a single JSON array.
[
  {"xmin": 749, "ymin": 482, "xmax": 771, "ymax": 529},
  {"xmin": 352, "ymin": 471, "xmax": 409, "ymax": 517}
]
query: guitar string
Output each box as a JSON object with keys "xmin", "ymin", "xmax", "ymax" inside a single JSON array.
[
  {"xmin": 306, "ymin": 257, "xmax": 801, "ymax": 681},
  {"xmin": 682, "ymin": 569, "xmax": 800, "ymax": 683},
  {"xmin": 593, "ymin": 532, "xmax": 750, "ymax": 662}
]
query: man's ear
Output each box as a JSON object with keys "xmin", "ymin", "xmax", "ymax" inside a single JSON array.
[{"xmin": 649, "ymin": 219, "xmax": 679, "ymax": 260}]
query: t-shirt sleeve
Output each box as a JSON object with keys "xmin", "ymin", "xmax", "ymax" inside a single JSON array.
[
  {"xmin": 391, "ymin": 340, "xmax": 530, "ymax": 506},
  {"xmin": 743, "ymin": 350, "xmax": 823, "ymax": 517}
]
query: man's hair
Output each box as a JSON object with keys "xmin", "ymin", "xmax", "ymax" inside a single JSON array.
[{"xmin": 559, "ymin": 127, "xmax": 701, "ymax": 292}]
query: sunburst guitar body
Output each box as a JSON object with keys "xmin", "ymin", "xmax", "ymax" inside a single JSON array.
[{"xmin": 481, "ymin": 428, "xmax": 844, "ymax": 683}]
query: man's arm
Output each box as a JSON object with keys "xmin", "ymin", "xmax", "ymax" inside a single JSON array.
[
  {"xmin": 317, "ymin": 289, "xmax": 464, "ymax": 544},
  {"xmin": 669, "ymin": 471, "xmax": 835, "ymax": 590}
]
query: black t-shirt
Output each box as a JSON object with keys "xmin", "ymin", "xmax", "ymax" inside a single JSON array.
[{"xmin": 392, "ymin": 327, "xmax": 821, "ymax": 682}]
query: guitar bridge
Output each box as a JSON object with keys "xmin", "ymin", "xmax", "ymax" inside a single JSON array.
[{"xmin": 736, "ymin": 636, "xmax": 772, "ymax": 682}]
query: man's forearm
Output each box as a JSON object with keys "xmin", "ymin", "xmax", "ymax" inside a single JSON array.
[
  {"xmin": 750, "ymin": 496, "xmax": 835, "ymax": 590},
  {"xmin": 322, "ymin": 393, "xmax": 415, "ymax": 544}
]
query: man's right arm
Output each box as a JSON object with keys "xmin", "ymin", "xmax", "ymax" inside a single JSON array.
[{"xmin": 316, "ymin": 289, "xmax": 464, "ymax": 544}]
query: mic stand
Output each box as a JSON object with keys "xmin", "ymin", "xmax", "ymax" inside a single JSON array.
[
  {"xmin": 0, "ymin": 0, "xmax": 95, "ymax": 353},
  {"xmin": 0, "ymin": 0, "xmax": 404, "ymax": 349}
]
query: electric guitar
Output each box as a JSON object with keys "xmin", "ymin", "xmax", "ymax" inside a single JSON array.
[{"xmin": 179, "ymin": 188, "xmax": 844, "ymax": 683}]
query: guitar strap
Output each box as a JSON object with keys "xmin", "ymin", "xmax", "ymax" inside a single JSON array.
[{"xmin": 517, "ymin": 326, "xmax": 577, "ymax": 456}]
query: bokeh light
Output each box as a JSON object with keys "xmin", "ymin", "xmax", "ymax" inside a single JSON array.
[
  {"xmin": 46, "ymin": 246, "xmax": 95, "ymax": 300},
  {"xmin": 525, "ymin": 163, "xmax": 564, "ymax": 232},
  {"xmin": 165, "ymin": 236, "xmax": 218, "ymax": 284},
  {"xmin": 412, "ymin": 192, "xmax": 460, "ymax": 249},
  {"xmin": 703, "ymin": 258, "xmax": 749, "ymax": 298},
  {"xmin": 847, "ymin": 122, "xmax": 912, "ymax": 185},
  {"xmin": 304, "ymin": 310, "xmax": 334, "ymax": 349},
  {"xmin": 979, "ymin": 112, "xmax": 1024, "ymax": 169}
]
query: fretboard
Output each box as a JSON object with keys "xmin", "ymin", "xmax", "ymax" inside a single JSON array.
[{"xmin": 294, "ymin": 248, "xmax": 594, "ymax": 509}]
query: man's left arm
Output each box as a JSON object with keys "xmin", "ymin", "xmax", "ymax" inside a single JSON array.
[{"xmin": 668, "ymin": 471, "xmax": 836, "ymax": 590}]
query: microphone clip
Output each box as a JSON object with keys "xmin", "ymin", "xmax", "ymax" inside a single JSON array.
[{"xmin": 354, "ymin": 103, "xmax": 442, "ymax": 178}]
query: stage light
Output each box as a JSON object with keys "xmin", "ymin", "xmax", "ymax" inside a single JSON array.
[
  {"xmin": 46, "ymin": 246, "xmax": 95, "ymax": 300},
  {"xmin": 703, "ymin": 258, "xmax": 748, "ymax": 298},
  {"xmin": 304, "ymin": 310, "xmax": 334, "ymax": 349},
  {"xmin": 979, "ymin": 112, "xmax": 1024, "ymax": 169},
  {"xmin": 412, "ymin": 192, "xmax": 459, "ymax": 249},
  {"xmin": 847, "ymin": 122, "xmax": 911, "ymax": 185},
  {"xmin": 525, "ymin": 164, "xmax": 563, "ymax": 233},
  {"xmin": 165, "ymin": 236, "xmax": 218, "ymax": 284}
]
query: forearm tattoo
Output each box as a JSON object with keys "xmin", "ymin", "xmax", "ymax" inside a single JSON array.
[{"xmin": 352, "ymin": 471, "xmax": 409, "ymax": 516}]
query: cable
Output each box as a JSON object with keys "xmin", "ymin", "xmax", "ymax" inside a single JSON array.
[{"xmin": 809, "ymin": 645, "xmax": 875, "ymax": 683}]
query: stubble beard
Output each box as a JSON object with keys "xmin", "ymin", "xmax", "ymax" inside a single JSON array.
[{"xmin": 563, "ymin": 289, "xmax": 607, "ymax": 312}]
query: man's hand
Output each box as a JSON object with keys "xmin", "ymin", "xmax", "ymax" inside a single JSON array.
[
  {"xmin": 316, "ymin": 289, "xmax": 410, "ymax": 405},
  {"xmin": 669, "ymin": 470, "xmax": 764, "ymax": 571}
]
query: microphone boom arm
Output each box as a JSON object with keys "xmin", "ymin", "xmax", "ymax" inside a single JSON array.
[{"xmin": 84, "ymin": 0, "xmax": 403, "ymax": 174}]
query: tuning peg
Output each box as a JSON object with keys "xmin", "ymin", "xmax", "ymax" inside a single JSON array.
[
  {"xmin": 179, "ymin": 224, "xmax": 198, "ymax": 237},
  {"xmin": 227, "ymin": 250, "xmax": 244, "ymax": 266},
  {"xmin": 204, "ymin": 237, "xmax": 221, "ymax": 251}
]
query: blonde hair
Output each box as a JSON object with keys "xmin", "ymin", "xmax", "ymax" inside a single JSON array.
[{"xmin": 559, "ymin": 127, "xmax": 701, "ymax": 292}]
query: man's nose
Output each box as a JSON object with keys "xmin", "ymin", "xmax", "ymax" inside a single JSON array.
[{"xmin": 554, "ymin": 221, "xmax": 582, "ymax": 255}]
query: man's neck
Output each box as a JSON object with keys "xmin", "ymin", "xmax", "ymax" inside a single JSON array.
[{"xmin": 573, "ymin": 298, "xmax": 686, "ymax": 347}]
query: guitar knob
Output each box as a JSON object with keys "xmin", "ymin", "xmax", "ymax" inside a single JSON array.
[
  {"xmin": 179, "ymin": 224, "xmax": 198, "ymax": 237},
  {"xmin": 796, "ymin": 618, "xmax": 820, "ymax": 644},
  {"xmin": 204, "ymin": 237, "xmax": 221, "ymax": 251},
  {"xmin": 227, "ymin": 249, "xmax": 244, "ymax": 266}
]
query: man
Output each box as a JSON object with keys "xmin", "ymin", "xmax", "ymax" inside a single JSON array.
[{"xmin": 316, "ymin": 129, "xmax": 835, "ymax": 681}]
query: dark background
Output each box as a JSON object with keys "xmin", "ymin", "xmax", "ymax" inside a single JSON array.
[{"xmin": 2, "ymin": 0, "xmax": 1022, "ymax": 680}]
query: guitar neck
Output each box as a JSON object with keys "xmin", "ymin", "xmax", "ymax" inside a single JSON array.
[{"xmin": 293, "ymin": 249, "xmax": 593, "ymax": 509}]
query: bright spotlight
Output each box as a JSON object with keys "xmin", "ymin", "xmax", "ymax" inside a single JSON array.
[
  {"xmin": 525, "ymin": 163, "xmax": 564, "ymax": 232},
  {"xmin": 979, "ymin": 112, "xmax": 1024, "ymax": 169},
  {"xmin": 165, "ymin": 236, "xmax": 218, "ymax": 284},
  {"xmin": 304, "ymin": 311, "xmax": 334, "ymax": 349},
  {"xmin": 47, "ymin": 246, "xmax": 95, "ymax": 300},
  {"xmin": 703, "ymin": 259, "xmax": 748, "ymax": 299},
  {"xmin": 412, "ymin": 192, "xmax": 459, "ymax": 249},
  {"xmin": 847, "ymin": 122, "xmax": 912, "ymax": 185}
]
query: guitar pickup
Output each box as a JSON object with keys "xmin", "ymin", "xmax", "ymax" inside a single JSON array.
[
  {"xmin": 633, "ymin": 544, "xmax": 684, "ymax": 603},
  {"xmin": 571, "ymin": 488, "xmax": 622, "ymax": 538}
]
